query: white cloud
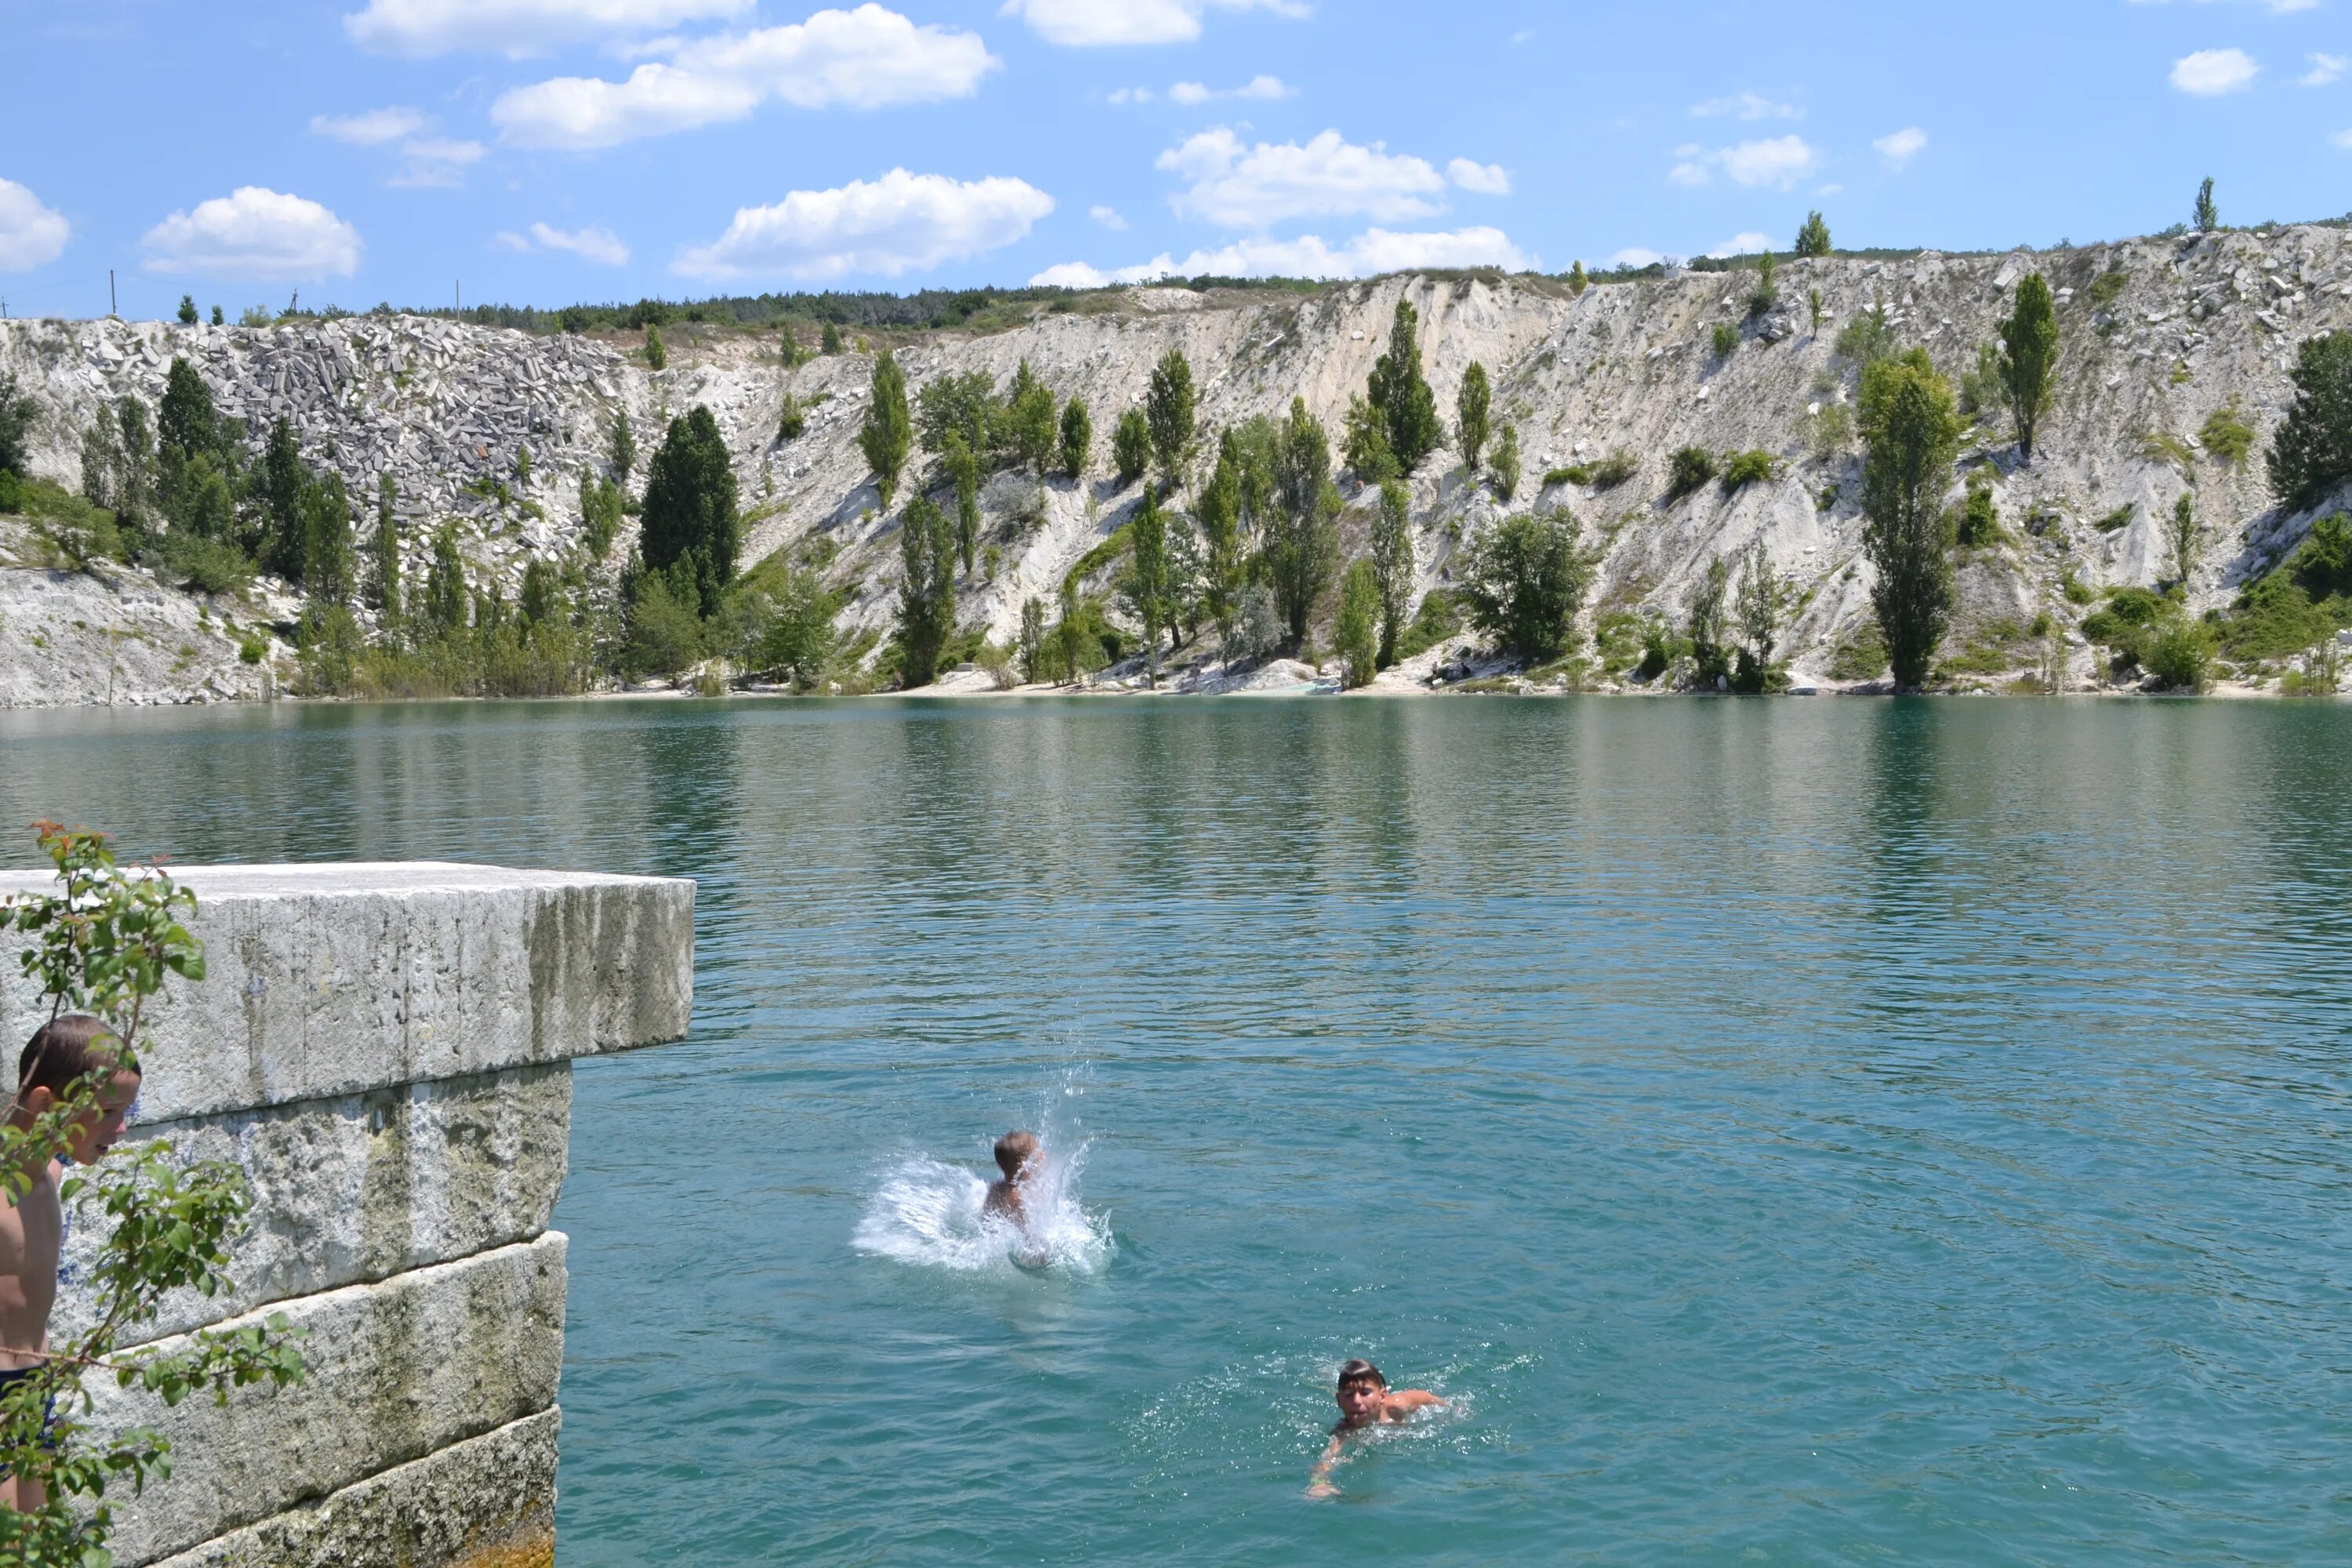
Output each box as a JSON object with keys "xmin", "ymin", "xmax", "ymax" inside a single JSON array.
[
  {"xmin": 1671, "ymin": 134, "xmax": 1817, "ymax": 190},
  {"xmin": 2303, "ymin": 53, "xmax": 2346, "ymax": 87},
  {"xmin": 1447, "ymin": 158, "xmax": 1511, "ymax": 195},
  {"xmin": 1108, "ymin": 86, "xmax": 1154, "ymax": 104},
  {"xmin": 676, "ymin": 169, "xmax": 1052, "ymax": 280},
  {"xmin": 1169, "ymin": 74, "xmax": 1290, "ymax": 104},
  {"xmin": 499, "ymin": 220, "xmax": 632, "ymax": 263},
  {"xmin": 308, "ymin": 106, "xmax": 430, "ymax": 145},
  {"xmin": 492, "ymin": 5, "xmax": 997, "ymax": 148},
  {"xmin": 0, "ymin": 179, "xmax": 70, "ymax": 271},
  {"xmin": 1608, "ymin": 247, "xmax": 1665, "ymax": 267},
  {"xmin": 387, "ymin": 136, "xmax": 488, "ymax": 187},
  {"xmin": 2172, "ymin": 48, "xmax": 2258, "ymax": 95},
  {"xmin": 1690, "ymin": 91, "xmax": 1800, "ymax": 122},
  {"xmin": 141, "ymin": 187, "xmax": 362, "ymax": 279},
  {"xmin": 344, "ymin": 0, "xmax": 752, "ymax": 58},
  {"xmin": 2332, "ymin": 127, "xmax": 2352, "ymax": 148},
  {"xmin": 1160, "ymin": 127, "xmax": 1446, "ymax": 228},
  {"xmin": 1090, "ymin": 204, "xmax": 1129, "ymax": 230},
  {"xmin": 1707, "ymin": 232, "xmax": 1772, "ymax": 258},
  {"xmin": 1000, "ymin": 0, "xmax": 1306, "ymax": 49},
  {"xmin": 1029, "ymin": 225, "xmax": 1528, "ymax": 287},
  {"xmin": 1873, "ymin": 126, "xmax": 1927, "ymax": 169}
]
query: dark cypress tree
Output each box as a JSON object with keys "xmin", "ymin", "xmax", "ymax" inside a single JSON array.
[
  {"xmin": 638, "ymin": 405, "xmax": 739, "ymax": 617},
  {"xmin": 2268, "ymin": 332, "xmax": 2352, "ymax": 514},
  {"xmin": 259, "ymin": 418, "xmax": 309, "ymax": 580},
  {"xmin": 1368, "ymin": 299, "xmax": 1443, "ymax": 471},
  {"xmin": 299, "ymin": 468, "xmax": 355, "ymax": 605},
  {"xmin": 2194, "ymin": 178, "xmax": 2219, "ymax": 234},
  {"xmin": 423, "ymin": 524, "xmax": 467, "ymax": 639},
  {"xmin": 158, "ymin": 358, "xmax": 220, "ymax": 465},
  {"xmin": 371, "ymin": 473, "xmax": 402, "ymax": 625},
  {"xmin": 176, "ymin": 295, "xmax": 198, "ymax": 326}
]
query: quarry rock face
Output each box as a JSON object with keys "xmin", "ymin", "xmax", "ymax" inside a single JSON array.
[
  {"xmin": 0, "ymin": 863, "xmax": 696, "ymax": 1568},
  {"xmin": 3, "ymin": 225, "xmax": 2349, "ymax": 699}
]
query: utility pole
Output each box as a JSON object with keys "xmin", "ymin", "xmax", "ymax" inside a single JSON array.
[{"xmin": 109, "ymin": 270, "xmax": 117, "ymax": 318}]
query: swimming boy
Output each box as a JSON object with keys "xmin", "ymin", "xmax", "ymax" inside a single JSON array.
[
  {"xmin": 982, "ymin": 1130, "xmax": 1038, "ymax": 1225},
  {"xmin": 0, "ymin": 1016, "xmax": 142, "ymax": 1513},
  {"xmin": 1306, "ymin": 1359, "xmax": 1446, "ymax": 1498}
]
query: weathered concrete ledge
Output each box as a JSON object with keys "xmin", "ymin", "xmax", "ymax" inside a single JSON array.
[{"xmin": 0, "ymin": 862, "xmax": 693, "ymax": 1568}]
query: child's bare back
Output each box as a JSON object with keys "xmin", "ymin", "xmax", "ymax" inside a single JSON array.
[{"xmin": 982, "ymin": 1130, "xmax": 1037, "ymax": 1227}]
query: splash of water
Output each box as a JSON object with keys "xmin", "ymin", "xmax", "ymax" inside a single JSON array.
[{"xmin": 851, "ymin": 1090, "xmax": 1113, "ymax": 1276}]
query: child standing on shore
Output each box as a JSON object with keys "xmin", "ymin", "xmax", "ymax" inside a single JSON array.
[
  {"xmin": 0, "ymin": 1016, "xmax": 143, "ymax": 1513},
  {"xmin": 1306, "ymin": 1359, "xmax": 1446, "ymax": 1498}
]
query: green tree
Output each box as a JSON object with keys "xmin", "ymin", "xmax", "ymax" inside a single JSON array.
[
  {"xmin": 1748, "ymin": 251, "xmax": 1779, "ymax": 318},
  {"xmin": 158, "ymin": 358, "xmax": 220, "ymax": 467},
  {"xmin": 2269, "ymin": 332, "xmax": 2352, "ymax": 514},
  {"xmin": 1146, "ymin": 349, "xmax": 1196, "ymax": 485},
  {"xmin": 1860, "ymin": 348, "xmax": 1963, "ymax": 689},
  {"xmin": 370, "ymin": 473, "xmax": 402, "ymax": 622},
  {"xmin": 1733, "ymin": 537, "xmax": 1784, "ymax": 685},
  {"xmin": 1055, "ymin": 583, "xmax": 1089, "ymax": 684},
  {"xmin": 1957, "ymin": 468, "xmax": 2000, "ymax": 546},
  {"xmin": 1112, "ymin": 405, "xmax": 1152, "ymax": 486},
  {"xmin": 176, "ymin": 293, "xmax": 198, "ymax": 325},
  {"xmin": 300, "ymin": 468, "xmax": 355, "ymax": 606},
  {"xmin": 1007, "ymin": 359, "xmax": 1058, "ymax": 475},
  {"xmin": 579, "ymin": 469, "xmax": 622, "ymax": 557},
  {"xmin": 515, "ymin": 445, "xmax": 532, "ymax": 489},
  {"xmin": 1018, "ymin": 596, "xmax": 1047, "ymax": 683},
  {"xmin": 644, "ymin": 323, "xmax": 668, "ymax": 370},
  {"xmin": 1686, "ymin": 555, "xmax": 1732, "ymax": 686},
  {"xmin": 209, "ymin": 303, "xmax": 223, "ymax": 325},
  {"xmin": 1997, "ymin": 273, "xmax": 2060, "ymax": 463},
  {"xmin": 1455, "ymin": 361, "xmax": 1492, "ymax": 471},
  {"xmin": 2169, "ymin": 492, "xmax": 2201, "ymax": 586},
  {"xmin": 1060, "ymin": 397, "xmax": 1092, "ymax": 478},
  {"xmin": 422, "ymin": 524, "xmax": 468, "ymax": 639},
  {"xmin": 1568, "ymin": 260, "xmax": 1589, "ymax": 294},
  {"xmin": 776, "ymin": 393, "xmax": 806, "ymax": 442},
  {"xmin": 821, "ymin": 321, "xmax": 844, "ymax": 354},
  {"xmin": 0, "ymin": 825, "xmax": 304, "ymax": 1568},
  {"xmin": 748, "ymin": 568, "xmax": 837, "ymax": 689},
  {"xmin": 622, "ymin": 568, "xmax": 705, "ymax": 679},
  {"xmin": 1835, "ymin": 299, "xmax": 1897, "ymax": 369},
  {"xmin": 1263, "ymin": 399, "xmax": 1338, "ymax": 645},
  {"xmin": 79, "ymin": 401, "xmax": 124, "ymax": 510},
  {"xmin": 259, "ymin": 417, "xmax": 308, "ymax": 580},
  {"xmin": 1122, "ymin": 486, "xmax": 1172, "ymax": 686},
  {"xmin": 1341, "ymin": 394, "xmax": 1399, "ymax": 482},
  {"xmin": 1459, "ymin": 508, "xmax": 1593, "ymax": 663},
  {"xmin": 1196, "ymin": 430, "xmax": 1246, "ymax": 637},
  {"xmin": 942, "ymin": 424, "xmax": 982, "ymax": 577},
  {"xmin": 895, "ymin": 495, "xmax": 957, "ymax": 687},
  {"xmin": 860, "ymin": 350, "xmax": 913, "ymax": 506},
  {"xmin": 1334, "ymin": 559, "xmax": 1379, "ymax": 688},
  {"xmin": 1794, "ymin": 211, "xmax": 1832, "ymax": 259},
  {"xmin": 2194, "ymin": 177, "xmax": 2219, "ymax": 234},
  {"xmin": 1368, "ymin": 298, "xmax": 1443, "ymax": 470},
  {"xmin": 519, "ymin": 555, "xmax": 561, "ymax": 628},
  {"xmin": 639, "ymin": 405, "xmax": 739, "ymax": 616},
  {"xmin": 1490, "ymin": 423, "xmax": 1521, "ymax": 500},
  {"xmin": 1370, "ymin": 478, "xmax": 1414, "ymax": 668},
  {"xmin": 916, "ymin": 370, "xmax": 1001, "ymax": 459},
  {"xmin": 610, "ymin": 412, "xmax": 637, "ymax": 481}
]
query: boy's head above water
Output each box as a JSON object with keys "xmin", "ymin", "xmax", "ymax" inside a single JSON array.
[
  {"xmin": 993, "ymin": 1130, "xmax": 1039, "ymax": 1181},
  {"xmin": 13, "ymin": 1014, "xmax": 142, "ymax": 1163},
  {"xmin": 1335, "ymin": 1359, "xmax": 1388, "ymax": 1421}
]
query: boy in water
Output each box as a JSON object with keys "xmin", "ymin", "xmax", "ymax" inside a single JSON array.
[
  {"xmin": 0, "ymin": 1017, "xmax": 143, "ymax": 1512},
  {"xmin": 982, "ymin": 1130, "xmax": 1038, "ymax": 1225},
  {"xmin": 1306, "ymin": 1359, "xmax": 1446, "ymax": 1498}
]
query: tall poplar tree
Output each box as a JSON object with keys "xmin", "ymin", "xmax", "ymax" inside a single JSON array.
[
  {"xmin": 1368, "ymin": 299, "xmax": 1442, "ymax": 471},
  {"xmin": 895, "ymin": 495, "xmax": 956, "ymax": 687},
  {"xmin": 860, "ymin": 350, "xmax": 913, "ymax": 505},
  {"xmin": 371, "ymin": 473, "xmax": 402, "ymax": 626},
  {"xmin": 1263, "ymin": 398, "xmax": 1338, "ymax": 644},
  {"xmin": 1860, "ymin": 349, "xmax": 1962, "ymax": 690},
  {"xmin": 1334, "ymin": 561, "xmax": 1379, "ymax": 689},
  {"xmin": 1455, "ymin": 362, "xmax": 1492, "ymax": 472},
  {"xmin": 1059, "ymin": 397, "xmax": 1092, "ymax": 478},
  {"xmin": 1998, "ymin": 274, "xmax": 2060, "ymax": 463},
  {"xmin": 1122, "ymin": 486, "xmax": 1172, "ymax": 687},
  {"xmin": 1146, "ymin": 349, "xmax": 1196, "ymax": 486},
  {"xmin": 1370, "ymin": 478, "xmax": 1415, "ymax": 669}
]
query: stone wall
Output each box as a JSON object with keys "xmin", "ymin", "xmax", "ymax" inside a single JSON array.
[{"xmin": 0, "ymin": 863, "xmax": 695, "ymax": 1568}]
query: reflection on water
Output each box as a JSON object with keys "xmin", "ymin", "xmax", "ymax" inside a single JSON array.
[{"xmin": 2, "ymin": 695, "xmax": 2349, "ymax": 1567}]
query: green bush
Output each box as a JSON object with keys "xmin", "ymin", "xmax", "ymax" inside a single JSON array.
[
  {"xmin": 1835, "ymin": 302, "xmax": 1896, "ymax": 368},
  {"xmin": 1957, "ymin": 472, "xmax": 2001, "ymax": 546},
  {"xmin": 1544, "ymin": 466, "xmax": 1588, "ymax": 488},
  {"xmin": 1721, "ymin": 450, "xmax": 1779, "ymax": 491},
  {"xmin": 1588, "ymin": 450, "xmax": 1638, "ymax": 489},
  {"xmin": 238, "ymin": 631, "xmax": 268, "ymax": 664},
  {"xmin": 1667, "ymin": 447, "xmax": 1718, "ymax": 499},
  {"xmin": 1395, "ymin": 588, "xmax": 1464, "ymax": 660},
  {"xmin": 164, "ymin": 532, "xmax": 256, "ymax": 594},
  {"xmin": 1711, "ymin": 322, "xmax": 1739, "ymax": 360},
  {"xmin": 2144, "ymin": 617, "xmax": 2216, "ymax": 691},
  {"xmin": 2092, "ymin": 503, "xmax": 2135, "ymax": 534},
  {"xmin": 1457, "ymin": 509, "xmax": 1594, "ymax": 663},
  {"xmin": 1827, "ymin": 624, "xmax": 1888, "ymax": 681},
  {"xmin": 2200, "ymin": 403, "xmax": 2256, "ymax": 466}
]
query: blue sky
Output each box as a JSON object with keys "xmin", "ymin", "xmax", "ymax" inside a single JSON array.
[{"xmin": 3, "ymin": 0, "xmax": 2349, "ymax": 318}]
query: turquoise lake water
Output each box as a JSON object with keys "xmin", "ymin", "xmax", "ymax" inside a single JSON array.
[{"xmin": 2, "ymin": 696, "xmax": 2347, "ymax": 1565}]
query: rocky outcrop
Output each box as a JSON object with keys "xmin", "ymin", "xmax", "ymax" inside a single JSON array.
[
  {"xmin": 0, "ymin": 863, "xmax": 696, "ymax": 1568},
  {"xmin": 4, "ymin": 222, "xmax": 2348, "ymax": 699}
]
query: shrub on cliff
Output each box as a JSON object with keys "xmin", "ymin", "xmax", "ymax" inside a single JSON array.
[
  {"xmin": 1667, "ymin": 447, "xmax": 1718, "ymax": 500},
  {"xmin": 1456, "ymin": 362, "xmax": 1492, "ymax": 472},
  {"xmin": 1112, "ymin": 406, "xmax": 1152, "ymax": 487},
  {"xmin": 1794, "ymin": 211, "xmax": 1832, "ymax": 259},
  {"xmin": 1059, "ymin": 397, "xmax": 1092, "ymax": 479},
  {"xmin": 0, "ymin": 825, "xmax": 304, "ymax": 1567}
]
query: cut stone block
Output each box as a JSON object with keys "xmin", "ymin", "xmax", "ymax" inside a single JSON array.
[
  {"xmin": 59, "ymin": 1064, "xmax": 571, "ymax": 1345},
  {"xmin": 144, "ymin": 1410, "xmax": 558, "ymax": 1568},
  {"xmin": 91, "ymin": 1234, "xmax": 565, "ymax": 1566},
  {"xmin": 0, "ymin": 863, "xmax": 694, "ymax": 1121}
]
